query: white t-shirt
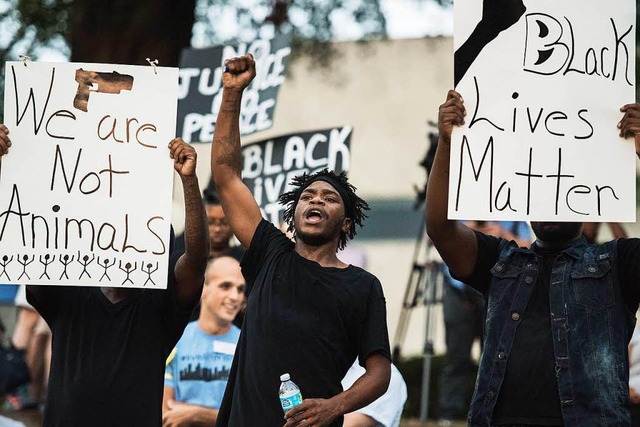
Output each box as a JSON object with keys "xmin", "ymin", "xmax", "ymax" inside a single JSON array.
[
  {"xmin": 341, "ymin": 360, "xmax": 407, "ymax": 427},
  {"xmin": 14, "ymin": 285, "xmax": 32, "ymax": 310}
]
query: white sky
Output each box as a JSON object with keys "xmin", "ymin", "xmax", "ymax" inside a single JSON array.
[
  {"xmin": 381, "ymin": 0, "xmax": 452, "ymax": 39},
  {"xmin": 294, "ymin": 0, "xmax": 452, "ymax": 42},
  {"xmin": 195, "ymin": 0, "xmax": 453, "ymax": 45}
]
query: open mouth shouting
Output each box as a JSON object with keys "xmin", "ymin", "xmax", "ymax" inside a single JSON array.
[{"xmin": 304, "ymin": 208, "xmax": 326, "ymax": 224}]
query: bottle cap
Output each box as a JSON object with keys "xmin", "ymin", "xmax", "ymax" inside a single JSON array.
[{"xmin": 280, "ymin": 373, "xmax": 290, "ymax": 381}]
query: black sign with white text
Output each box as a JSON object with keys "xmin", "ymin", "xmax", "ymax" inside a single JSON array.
[
  {"xmin": 240, "ymin": 127, "xmax": 352, "ymax": 224},
  {"xmin": 177, "ymin": 34, "xmax": 291, "ymax": 143}
]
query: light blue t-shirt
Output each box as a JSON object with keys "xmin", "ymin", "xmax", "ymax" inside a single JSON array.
[
  {"xmin": 165, "ymin": 321, "xmax": 241, "ymax": 408},
  {"xmin": 0, "ymin": 285, "xmax": 18, "ymax": 303}
]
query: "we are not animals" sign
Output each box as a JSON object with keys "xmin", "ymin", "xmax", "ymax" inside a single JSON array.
[{"xmin": 1, "ymin": 61, "xmax": 178, "ymax": 288}]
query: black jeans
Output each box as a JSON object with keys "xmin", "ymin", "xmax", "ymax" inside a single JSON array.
[
  {"xmin": 631, "ymin": 403, "xmax": 640, "ymax": 427},
  {"xmin": 438, "ymin": 283, "xmax": 485, "ymax": 419}
]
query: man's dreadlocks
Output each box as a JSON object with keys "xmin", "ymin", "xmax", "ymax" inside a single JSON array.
[{"xmin": 278, "ymin": 169, "xmax": 369, "ymax": 251}]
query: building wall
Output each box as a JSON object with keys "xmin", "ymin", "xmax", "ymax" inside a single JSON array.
[{"xmin": 251, "ymin": 36, "xmax": 454, "ymax": 200}]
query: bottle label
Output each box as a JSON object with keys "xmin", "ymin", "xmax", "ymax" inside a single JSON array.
[{"xmin": 280, "ymin": 393, "xmax": 303, "ymax": 412}]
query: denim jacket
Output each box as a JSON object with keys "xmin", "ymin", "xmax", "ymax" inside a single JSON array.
[{"xmin": 468, "ymin": 236, "xmax": 636, "ymax": 427}]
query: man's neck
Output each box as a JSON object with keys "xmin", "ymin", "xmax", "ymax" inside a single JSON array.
[
  {"xmin": 535, "ymin": 234, "xmax": 583, "ymax": 252},
  {"xmin": 294, "ymin": 241, "xmax": 348, "ymax": 268},
  {"xmin": 198, "ymin": 315, "xmax": 232, "ymax": 336}
]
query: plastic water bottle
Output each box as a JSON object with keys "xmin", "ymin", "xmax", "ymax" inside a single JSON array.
[{"xmin": 279, "ymin": 373, "xmax": 303, "ymax": 412}]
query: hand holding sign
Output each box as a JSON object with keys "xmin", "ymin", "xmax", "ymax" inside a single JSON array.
[
  {"xmin": 438, "ymin": 90, "xmax": 466, "ymax": 144},
  {"xmin": 0, "ymin": 125, "xmax": 11, "ymax": 155},
  {"xmin": 619, "ymin": 103, "xmax": 640, "ymax": 155},
  {"xmin": 222, "ymin": 54, "xmax": 256, "ymax": 92},
  {"xmin": 169, "ymin": 138, "xmax": 197, "ymax": 177}
]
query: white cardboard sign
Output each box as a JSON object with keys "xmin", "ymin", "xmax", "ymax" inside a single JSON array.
[
  {"xmin": 449, "ymin": 0, "xmax": 636, "ymax": 222},
  {"xmin": 1, "ymin": 61, "xmax": 178, "ymax": 288}
]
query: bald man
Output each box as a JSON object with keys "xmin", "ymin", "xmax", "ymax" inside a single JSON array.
[{"xmin": 163, "ymin": 256, "xmax": 245, "ymax": 426}]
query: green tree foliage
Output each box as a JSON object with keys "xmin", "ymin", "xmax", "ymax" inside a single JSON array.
[
  {"xmin": 3, "ymin": 0, "xmax": 439, "ymax": 113},
  {"xmin": 191, "ymin": 0, "xmax": 393, "ymax": 69},
  {"xmin": 0, "ymin": 0, "xmax": 413, "ymax": 66}
]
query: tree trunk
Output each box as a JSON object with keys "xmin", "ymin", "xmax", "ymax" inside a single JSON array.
[{"xmin": 68, "ymin": 0, "xmax": 196, "ymax": 67}]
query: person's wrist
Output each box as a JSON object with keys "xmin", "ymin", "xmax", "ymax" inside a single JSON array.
[
  {"xmin": 327, "ymin": 396, "xmax": 345, "ymax": 418},
  {"xmin": 221, "ymin": 88, "xmax": 243, "ymax": 110},
  {"xmin": 180, "ymin": 172, "xmax": 198, "ymax": 182},
  {"xmin": 222, "ymin": 87, "xmax": 245, "ymax": 97},
  {"xmin": 438, "ymin": 134, "xmax": 452, "ymax": 145}
]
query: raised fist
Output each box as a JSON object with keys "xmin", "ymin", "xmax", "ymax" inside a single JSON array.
[{"xmin": 222, "ymin": 54, "xmax": 256, "ymax": 92}]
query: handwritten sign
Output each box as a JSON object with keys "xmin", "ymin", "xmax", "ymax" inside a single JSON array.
[
  {"xmin": 177, "ymin": 34, "xmax": 291, "ymax": 143},
  {"xmin": 1, "ymin": 61, "xmax": 178, "ymax": 288},
  {"xmin": 449, "ymin": 0, "xmax": 636, "ymax": 222},
  {"xmin": 240, "ymin": 127, "xmax": 352, "ymax": 224}
]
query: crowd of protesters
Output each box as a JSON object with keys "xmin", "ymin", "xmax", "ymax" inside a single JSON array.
[
  {"xmin": 0, "ymin": 56, "xmax": 407, "ymax": 425},
  {"xmin": 0, "ymin": 31, "xmax": 640, "ymax": 427}
]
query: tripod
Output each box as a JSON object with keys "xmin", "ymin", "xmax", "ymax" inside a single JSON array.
[{"xmin": 392, "ymin": 211, "xmax": 444, "ymax": 422}]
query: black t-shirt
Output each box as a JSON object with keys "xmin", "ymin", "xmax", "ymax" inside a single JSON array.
[
  {"xmin": 216, "ymin": 219, "xmax": 391, "ymax": 427},
  {"xmin": 470, "ymin": 232, "xmax": 640, "ymax": 426},
  {"xmin": 27, "ymin": 268, "xmax": 194, "ymax": 427}
]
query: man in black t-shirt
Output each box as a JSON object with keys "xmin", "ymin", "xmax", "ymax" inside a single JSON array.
[
  {"xmin": 426, "ymin": 90, "xmax": 640, "ymax": 426},
  {"xmin": 210, "ymin": 54, "xmax": 391, "ymax": 427},
  {"xmin": 0, "ymin": 129, "xmax": 210, "ymax": 427}
]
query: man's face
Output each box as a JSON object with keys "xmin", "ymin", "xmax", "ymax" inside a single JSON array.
[
  {"xmin": 206, "ymin": 204, "xmax": 233, "ymax": 251},
  {"xmin": 201, "ymin": 257, "xmax": 245, "ymax": 325},
  {"xmin": 530, "ymin": 222, "xmax": 583, "ymax": 245},
  {"xmin": 292, "ymin": 180, "xmax": 352, "ymax": 247}
]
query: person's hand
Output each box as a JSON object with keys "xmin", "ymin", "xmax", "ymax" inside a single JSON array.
[
  {"xmin": 631, "ymin": 387, "xmax": 640, "ymax": 405},
  {"xmin": 162, "ymin": 400, "xmax": 194, "ymax": 427},
  {"xmin": 438, "ymin": 90, "xmax": 466, "ymax": 144},
  {"xmin": 283, "ymin": 398, "xmax": 339, "ymax": 427},
  {"xmin": 222, "ymin": 54, "xmax": 256, "ymax": 92},
  {"xmin": 619, "ymin": 103, "xmax": 640, "ymax": 156},
  {"xmin": 169, "ymin": 138, "xmax": 197, "ymax": 177},
  {"xmin": 0, "ymin": 124, "xmax": 12, "ymax": 156}
]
